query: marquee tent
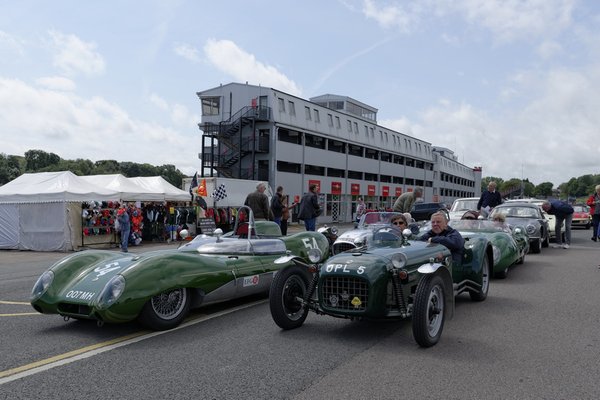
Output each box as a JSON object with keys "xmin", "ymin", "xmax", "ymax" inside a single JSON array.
[
  {"xmin": 80, "ymin": 174, "xmax": 165, "ymax": 202},
  {"xmin": 0, "ymin": 171, "xmax": 120, "ymax": 251},
  {"xmin": 128, "ymin": 176, "xmax": 190, "ymax": 202}
]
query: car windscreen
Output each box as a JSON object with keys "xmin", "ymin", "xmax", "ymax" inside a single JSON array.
[{"xmin": 451, "ymin": 199, "xmax": 479, "ymax": 212}]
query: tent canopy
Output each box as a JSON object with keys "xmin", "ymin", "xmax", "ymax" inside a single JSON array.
[
  {"xmin": 0, "ymin": 171, "xmax": 120, "ymax": 203},
  {"xmin": 128, "ymin": 176, "xmax": 190, "ymax": 201},
  {"xmin": 80, "ymin": 174, "xmax": 165, "ymax": 201}
]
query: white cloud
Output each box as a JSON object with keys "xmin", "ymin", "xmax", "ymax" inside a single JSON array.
[
  {"xmin": 0, "ymin": 78, "xmax": 198, "ymax": 175},
  {"xmin": 361, "ymin": 0, "xmax": 419, "ymax": 32},
  {"xmin": 174, "ymin": 43, "xmax": 202, "ymax": 63},
  {"xmin": 148, "ymin": 92, "xmax": 201, "ymax": 127},
  {"xmin": 203, "ymin": 39, "xmax": 302, "ymax": 96},
  {"xmin": 0, "ymin": 30, "xmax": 26, "ymax": 55},
  {"xmin": 48, "ymin": 30, "xmax": 106, "ymax": 77},
  {"xmin": 536, "ymin": 40, "xmax": 563, "ymax": 59},
  {"xmin": 35, "ymin": 76, "xmax": 76, "ymax": 91}
]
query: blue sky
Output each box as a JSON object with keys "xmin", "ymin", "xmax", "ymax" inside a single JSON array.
[{"xmin": 1, "ymin": 0, "xmax": 599, "ymax": 187}]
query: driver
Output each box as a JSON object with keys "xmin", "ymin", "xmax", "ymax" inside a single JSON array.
[{"xmin": 420, "ymin": 211, "xmax": 464, "ymax": 266}]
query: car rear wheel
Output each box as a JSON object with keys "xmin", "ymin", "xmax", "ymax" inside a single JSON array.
[
  {"xmin": 470, "ymin": 256, "xmax": 490, "ymax": 301},
  {"xmin": 269, "ymin": 265, "xmax": 310, "ymax": 330},
  {"xmin": 412, "ymin": 274, "xmax": 446, "ymax": 348},
  {"xmin": 138, "ymin": 288, "xmax": 191, "ymax": 330},
  {"xmin": 542, "ymin": 232, "xmax": 549, "ymax": 248}
]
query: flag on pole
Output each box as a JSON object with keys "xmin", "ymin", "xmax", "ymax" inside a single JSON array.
[
  {"xmin": 212, "ymin": 183, "xmax": 227, "ymax": 202},
  {"xmin": 189, "ymin": 172, "xmax": 198, "ymax": 201},
  {"xmin": 198, "ymin": 178, "xmax": 207, "ymax": 196}
]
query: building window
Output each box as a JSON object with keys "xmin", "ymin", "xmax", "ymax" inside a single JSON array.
[
  {"xmin": 278, "ymin": 98, "xmax": 285, "ymax": 112},
  {"xmin": 201, "ymin": 97, "xmax": 220, "ymax": 115},
  {"xmin": 365, "ymin": 148, "xmax": 379, "ymax": 160},
  {"xmin": 288, "ymin": 101, "xmax": 296, "ymax": 116},
  {"xmin": 278, "ymin": 128, "xmax": 302, "ymax": 145},
  {"xmin": 348, "ymin": 170, "xmax": 363, "ymax": 179},
  {"xmin": 327, "ymin": 139, "xmax": 345, "ymax": 153},
  {"xmin": 335, "ymin": 116, "xmax": 341, "ymax": 129},
  {"xmin": 347, "ymin": 120, "xmax": 352, "ymax": 132},
  {"xmin": 364, "ymin": 172, "xmax": 378, "ymax": 181},
  {"xmin": 304, "ymin": 164, "xmax": 325, "ymax": 176},
  {"xmin": 381, "ymin": 152, "xmax": 391, "ymax": 162},
  {"xmin": 348, "ymin": 144, "xmax": 363, "ymax": 157},
  {"xmin": 305, "ymin": 106, "xmax": 311, "ymax": 120},
  {"xmin": 305, "ymin": 133, "xmax": 326, "ymax": 149},
  {"xmin": 327, "ymin": 114, "xmax": 333, "ymax": 127},
  {"xmin": 277, "ymin": 161, "xmax": 301, "ymax": 173},
  {"xmin": 380, "ymin": 174, "xmax": 392, "ymax": 183},
  {"xmin": 353, "ymin": 122, "xmax": 359, "ymax": 134},
  {"xmin": 314, "ymin": 109, "xmax": 320, "ymax": 123},
  {"xmin": 327, "ymin": 167, "xmax": 345, "ymax": 178}
]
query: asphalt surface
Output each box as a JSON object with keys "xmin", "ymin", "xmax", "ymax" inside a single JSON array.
[{"xmin": 1, "ymin": 227, "xmax": 599, "ymax": 399}]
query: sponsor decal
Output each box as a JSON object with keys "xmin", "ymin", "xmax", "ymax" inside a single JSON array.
[
  {"xmin": 243, "ymin": 275, "xmax": 260, "ymax": 287},
  {"xmin": 92, "ymin": 262, "xmax": 122, "ymax": 281},
  {"xmin": 351, "ymin": 297, "xmax": 362, "ymax": 308}
]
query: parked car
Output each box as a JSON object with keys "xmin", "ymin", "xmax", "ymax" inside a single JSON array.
[
  {"xmin": 489, "ymin": 202, "xmax": 550, "ymax": 253},
  {"xmin": 30, "ymin": 207, "xmax": 331, "ymax": 330},
  {"xmin": 505, "ymin": 198, "xmax": 562, "ymax": 241},
  {"xmin": 448, "ymin": 197, "xmax": 481, "ymax": 220},
  {"xmin": 448, "ymin": 219, "xmax": 529, "ymax": 278},
  {"xmin": 331, "ymin": 211, "xmax": 418, "ymax": 255},
  {"xmin": 572, "ymin": 204, "xmax": 592, "ymax": 229},
  {"xmin": 410, "ymin": 202, "xmax": 449, "ymax": 221},
  {"xmin": 269, "ymin": 224, "xmax": 491, "ymax": 348}
]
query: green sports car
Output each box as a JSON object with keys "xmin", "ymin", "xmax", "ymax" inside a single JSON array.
[{"xmin": 31, "ymin": 208, "xmax": 330, "ymax": 330}]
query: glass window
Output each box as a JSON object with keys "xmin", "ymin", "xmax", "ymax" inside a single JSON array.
[
  {"xmin": 327, "ymin": 114, "xmax": 333, "ymax": 127},
  {"xmin": 305, "ymin": 134, "xmax": 326, "ymax": 149},
  {"xmin": 305, "ymin": 106, "xmax": 311, "ymax": 120},
  {"xmin": 288, "ymin": 101, "xmax": 296, "ymax": 116},
  {"xmin": 335, "ymin": 116, "xmax": 341, "ymax": 129},
  {"xmin": 278, "ymin": 98, "xmax": 285, "ymax": 112},
  {"xmin": 314, "ymin": 109, "xmax": 320, "ymax": 123},
  {"xmin": 201, "ymin": 97, "xmax": 220, "ymax": 115},
  {"xmin": 347, "ymin": 120, "xmax": 352, "ymax": 132}
]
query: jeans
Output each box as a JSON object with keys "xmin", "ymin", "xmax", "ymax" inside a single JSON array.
[
  {"xmin": 592, "ymin": 214, "xmax": 600, "ymax": 239},
  {"xmin": 273, "ymin": 217, "xmax": 281, "ymax": 227},
  {"xmin": 120, "ymin": 227, "xmax": 130, "ymax": 251},
  {"xmin": 304, "ymin": 218, "xmax": 316, "ymax": 231},
  {"xmin": 554, "ymin": 213, "xmax": 572, "ymax": 245}
]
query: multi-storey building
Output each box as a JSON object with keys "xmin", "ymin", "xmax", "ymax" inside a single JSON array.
[{"xmin": 197, "ymin": 82, "xmax": 481, "ymax": 223}]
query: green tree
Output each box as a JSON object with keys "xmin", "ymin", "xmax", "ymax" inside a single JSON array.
[
  {"xmin": 0, "ymin": 153, "xmax": 23, "ymax": 185},
  {"xmin": 534, "ymin": 182, "xmax": 553, "ymax": 197},
  {"xmin": 24, "ymin": 149, "xmax": 61, "ymax": 171},
  {"xmin": 93, "ymin": 160, "xmax": 120, "ymax": 174}
]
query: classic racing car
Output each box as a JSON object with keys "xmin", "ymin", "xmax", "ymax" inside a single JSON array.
[
  {"xmin": 269, "ymin": 225, "xmax": 490, "ymax": 348},
  {"xmin": 331, "ymin": 212, "xmax": 419, "ymax": 255},
  {"xmin": 448, "ymin": 219, "xmax": 529, "ymax": 279},
  {"xmin": 30, "ymin": 207, "xmax": 330, "ymax": 330},
  {"xmin": 489, "ymin": 202, "xmax": 550, "ymax": 253}
]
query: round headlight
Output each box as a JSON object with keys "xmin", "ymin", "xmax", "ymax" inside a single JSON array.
[
  {"xmin": 391, "ymin": 253, "xmax": 407, "ymax": 269},
  {"xmin": 31, "ymin": 270, "xmax": 54, "ymax": 301},
  {"xmin": 308, "ymin": 248, "xmax": 323, "ymax": 263},
  {"xmin": 526, "ymin": 224, "xmax": 536, "ymax": 235},
  {"xmin": 97, "ymin": 275, "xmax": 126, "ymax": 309},
  {"xmin": 330, "ymin": 227, "xmax": 338, "ymax": 235}
]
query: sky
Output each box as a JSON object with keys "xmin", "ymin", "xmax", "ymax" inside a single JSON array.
[{"xmin": 1, "ymin": 0, "xmax": 599, "ymax": 188}]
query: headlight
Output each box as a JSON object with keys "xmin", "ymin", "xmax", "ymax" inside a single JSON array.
[
  {"xmin": 308, "ymin": 248, "xmax": 323, "ymax": 263},
  {"xmin": 31, "ymin": 270, "xmax": 54, "ymax": 301},
  {"xmin": 391, "ymin": 253, "xmax": 407, "ymax": 269},
  {"xmin": 96, "ymin": 275, "xmax": 126, "ymax": 309},
  {"xmin": 330, "ymin": 227, "xmax": 338, "ymax": 235},
  {"xmin": 526, "ymin": 224, "xmax": 536, "ymax": 235}
]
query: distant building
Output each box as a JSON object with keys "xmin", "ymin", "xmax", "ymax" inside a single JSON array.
[{"xmin": 196, "ymin": 82, "xmax": 481, "ymax": 223}]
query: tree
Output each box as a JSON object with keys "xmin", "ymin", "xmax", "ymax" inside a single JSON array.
[
  {"xmin": 24, "ymin": 149, "xmax": 60, "ymax": 171},
  {"xmin": 534, "ymin": 182, "xmax": 553, "ymax": 197}
]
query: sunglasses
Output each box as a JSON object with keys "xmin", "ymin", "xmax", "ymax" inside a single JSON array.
[{"xmin": 392, "ymin": 221, "xmax": 406, "ymax": 226}]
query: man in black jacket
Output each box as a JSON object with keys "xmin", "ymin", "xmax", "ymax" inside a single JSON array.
[
  {"xmin": 420, "ymin": 211, "xmax": 464, "ymax": 267},
  {"xmin": 477, "ymin": 181, "xmax": 502, "ymax": 217},
  {"xmin": 297, "ymin": 184, "xmax": 321, "ymax": 231}
]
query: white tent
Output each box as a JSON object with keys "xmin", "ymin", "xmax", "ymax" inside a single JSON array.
[
  {"xmin": 128, "ymin": 176, "xmax": 190, "ymax": 202},
  {"xmin": 80, "ymin": 174, "xmax": 165, "ymax": 202},
  {"xmin": 0, "ymin": 171, "xmax": 120, "ymax": 251}
]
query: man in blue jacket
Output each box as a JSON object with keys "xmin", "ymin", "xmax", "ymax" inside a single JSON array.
[
  {"xmin": 420, "ymin": 211, "xmax": 464, "ymax": 267},
  {"xmin": 477, "ymin": 181, "xmax": 503, "ymax": 217},
  {"xmin": 542, "ymin": 200, "xmax": 574, "ymax": 249}
]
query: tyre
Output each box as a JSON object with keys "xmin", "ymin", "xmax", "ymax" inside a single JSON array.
[
  {"xmin": 470, "ymin": 255, "xmax": 490, "ymax": 301},
  {"xmin": 412, "ymin": 274, "xmax": 446, "ymax": 348},
  {"xmin": 269, "ymin": 265, "xmax": 310, "ymax": 330},
  {"xmin": 530, "ymin": 238, "xmax": 541, "ymax": 254},
  {"xmin": 138, "ymin": 288, "xmax": 190, "ymax": 330},
  {"xmin": 542, "ymin": 231, "xmax": 549, "ymax": 248}
]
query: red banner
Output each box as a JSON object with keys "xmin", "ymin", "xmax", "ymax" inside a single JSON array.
[
  {"xmin": 368, "ymin": 185, "xmax": 376, "ymax": 196},
  {"xmin": 395, "ymin": 187, "xmax": 403, "ymax": 196},
  {"xmin": 351, "ymin": 183, "xmax": 360, "ymax": 195},
  {"xmin": 382, "ymin": 186, "xmax": 389, "ymax": 196},
  {"xmin": 331, "ymin": 181, "xmax": 342, "ymax": 195},
  {"xmin": 308, "ymin": 180, "xmax": 321, "ymax": 192}
]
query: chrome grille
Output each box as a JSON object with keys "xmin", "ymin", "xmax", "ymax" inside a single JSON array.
[
  {"xmin": 321, "ymin": 276, "xmax": 369, "ymax": 311},
  {"xmin": 332, "ymin": 242, "xmax": 357, "ymax": 255}
]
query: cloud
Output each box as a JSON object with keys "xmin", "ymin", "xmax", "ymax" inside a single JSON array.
[
  {"xmin": 0, "ymin": 30, "xmax": 26, "ymax": 55},
  {"xmin": 174, "ymin": 43, "xmax": 202, "ymax": 63},
  {"xmin": 48, "ymin": 30, "xmax": 106, "ymax": 77},
  {"xmin": 0, "ymin": 78, "xmax": 198, "ymax": 175},
  {"xmin": 361, "ymin": 0, "xmax": 421, "ymax": 32},
  {"xmin": 35, "ymin": 76, "xmax": 77, "ymax": 91},
  {"xmin": 203, "ymin": 38, "xmax": 302, "ymax": 96},
  {"xmin": 148, "ymin": 92, "xmax": 201, "ymax": 127}
]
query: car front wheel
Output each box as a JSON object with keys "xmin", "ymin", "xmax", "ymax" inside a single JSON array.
[
  {"xmin": 471, "ymin": 256, "xmax": 490, "ymax": 301},
  {"xmin": 138, "ymin": 288, "xmax": 191, "ymax": 330},
  {"xmin": 412, "ymin": 274, "xmax": 446, "ymax": 348},
  {"xmin": 269, "ymin": 265, "xmax": 310, "ymax": 330}
]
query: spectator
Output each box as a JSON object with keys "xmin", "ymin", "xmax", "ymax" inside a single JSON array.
[
  {"xmin": 280, "ymin": 194, "xmax": 297, "ymax": 236},
  {"xmin": 297, "ymin": 184, "xmax": 321, "ymax": 231},
  {"xmin": 244, "ymin": 182, "xmax": 273, "ymax": 221},
  {"xmin": 420, "ymin": 211, "xmax": 464, "ymax": 266},
  {"xmin": 271, "ymin": 186, "xmax": 284, "ymax": 227},
  {"xmin": 116, "ymin": 203, "xmax": 130, "ymax": 252},
  {"xmin": 477, "ymin": 181, "xmax": 503, "ymax": 217},
  {"xmin": 586, "ymin": 184, "xmax": 600, "ymax": 242},
  {"xmin": 393, "ymin": 188, "xmax": 423, "ymax": 213},
  {"xmin": 390, "ymin": 214, "xmax": 408, "ymax": 232},
  {"xmin": 541, "ymin": 200, "xmax": 574, "ymax": 249},
  {"xmin": 355, "ymin": 197, "xmax": 366, "ymax": 226}
]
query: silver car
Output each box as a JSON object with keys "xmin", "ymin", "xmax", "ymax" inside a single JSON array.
[{"xmin": 489, "ymin": 202, "xmax": 550, "ymax": 253}]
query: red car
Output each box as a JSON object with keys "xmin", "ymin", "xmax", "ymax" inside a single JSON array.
[{"xmin": 572, "ymin": 204, "xmax": 592, "ymax": 229}]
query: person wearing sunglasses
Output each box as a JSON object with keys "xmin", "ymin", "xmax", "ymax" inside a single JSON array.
[{"xmin": 390, "ymin": 215, "xmax": 408, "ymax": 229}]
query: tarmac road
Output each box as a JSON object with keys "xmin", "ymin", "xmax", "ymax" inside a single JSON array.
[{"xmin": 1, "ymin": 227, "xmax": 599, "ymax": 399}]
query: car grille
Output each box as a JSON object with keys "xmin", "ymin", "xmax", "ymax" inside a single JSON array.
[
  {"xmin": 332, "ymin": 242, "xmax": 357, "ymax": 255},
  {"xmin": 57, "ymin": 302, "xmax": 92, "ymax": 316},
  {"xmin": 321, "ymin": 276, "xmax": 369, "ymax": 311}
]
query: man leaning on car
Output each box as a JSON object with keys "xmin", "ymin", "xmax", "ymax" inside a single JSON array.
[{"xmin": 420, "ymin": 211, "xmax": 464, "ymax": 266}]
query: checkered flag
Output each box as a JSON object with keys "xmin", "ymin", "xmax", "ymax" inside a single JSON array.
[{"xmin": 212, "ymin": 183, "xmax": 227, "ymax": 202}]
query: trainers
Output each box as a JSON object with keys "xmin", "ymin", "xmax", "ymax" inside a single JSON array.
[
  {"xmin": 562, "ymin": 244, "xmax": 569, "ymax": 249},
  {"xmin": 551, "ymin": 244, "xmax": 561, "ymax": 249},
  {"xmin": 592, "ymin": 237, "xmax": 597, "ymax": 242}
]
